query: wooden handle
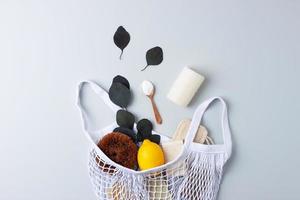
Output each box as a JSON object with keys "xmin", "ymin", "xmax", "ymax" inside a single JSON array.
[{"xmin": 150, "ymin": 96, "xmax": 162, "ymax": 124}]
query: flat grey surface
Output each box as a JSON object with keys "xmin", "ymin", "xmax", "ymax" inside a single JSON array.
[{"xmin": 1, "ymin": 0, "xmax": 300, "ymax": 199}]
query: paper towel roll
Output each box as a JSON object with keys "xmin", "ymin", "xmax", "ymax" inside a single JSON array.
[{"xmin": 167, "ymin": 67, "xmax": 205, "ymax": 106}]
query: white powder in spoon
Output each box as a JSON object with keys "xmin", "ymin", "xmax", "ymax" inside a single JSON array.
[{"xmin": 141, "ymin": 80, "xmax": 154, "ymax": 96}]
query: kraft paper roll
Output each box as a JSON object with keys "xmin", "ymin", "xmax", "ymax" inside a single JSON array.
[{"xmin": 167, "ymin": 67, "xmax": 205, "ymax": 106}]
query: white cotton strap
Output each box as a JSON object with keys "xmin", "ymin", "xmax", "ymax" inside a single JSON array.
[
  {"xmin": 77, "ymin": 80, "xmax": 120, "ymax": 134},
  {"xmin": 184, "ymin": 97, "xmax": 232, "ymax": 157}
]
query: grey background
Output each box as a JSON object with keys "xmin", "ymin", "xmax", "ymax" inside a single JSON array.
[{"xmin": 0, "ymin": 0, "xmax": 299, "ymax": 199}]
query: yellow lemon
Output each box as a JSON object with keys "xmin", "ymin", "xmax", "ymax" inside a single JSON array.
[{"xmin": 138, "ymin": 139, "xmax": 165, "ymax": 170}]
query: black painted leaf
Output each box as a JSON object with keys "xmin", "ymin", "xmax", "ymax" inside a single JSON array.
[
  {"xmin": 113, "ymin": 26, "xmax": 130, "ymax": 59},
  {"xmin": 116, "ymin": 110, "xmax": 135, "ymax": 129},
  {"xmin": 109, "ymin": 82, "xmax": 131, "ymax": 108},
  {"xmin": 137, "ymin": 119, "xmax": 153, "ymax": 139},
  {"xmin": 141, "ymin": 46, "xmax": 163, "ymax": 71},
  {"xmin": 113, "ymin": 127, "xmax": 137, "ymax": 142},
  {"xmin": 137, "ymin": 131, "xmax": 151, "ymax": 141},
  {"xmin": 113, "ymin": 75, "xmax": 130, "ymax": 89},
  {"xmin": 137, "ymin": 131, "xmax": 143, "ymax": 142},
  {"xmin": 137, "ymin": 119, "xmax": 153, "ymax": 132},
  {"xmin": 149, "ymin": 134, "xmax": 161, "ymax": 144}
]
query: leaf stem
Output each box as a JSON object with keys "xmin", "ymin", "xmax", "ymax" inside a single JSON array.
[
  {"xmin": 141, "ymin": 65, "xmax": 149, "ymax": 71},
  {"xmin": 119, "ymin": 50, "xmax": 123, "ymax": 60}
]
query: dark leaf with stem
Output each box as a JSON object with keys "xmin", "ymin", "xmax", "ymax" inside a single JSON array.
[
  {"xmin": 141, "ymin": 46, "xmax": 163, "ymax": 71},
  {"xmin": 113, "ymin": 26, "xmax": 130, "ymax": 59}
]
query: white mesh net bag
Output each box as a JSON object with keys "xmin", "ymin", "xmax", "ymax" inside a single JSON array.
[{"xmin": 77, "ymin": 81, "xmax": 232, "ymax": 200}]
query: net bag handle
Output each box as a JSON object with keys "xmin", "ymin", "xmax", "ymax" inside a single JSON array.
[
  {"xmin": 184, "ymin": 97, "xmax": 232, "ymax": 157},
  {"xmin": 77, "ymin": 80, "xmax": 120, "ymax": 134}
]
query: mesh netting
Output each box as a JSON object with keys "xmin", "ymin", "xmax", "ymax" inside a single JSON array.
[
  {"xmin": 88, "ymin": 148, "xmax": 226, "ymax": 200},
  {"xmin": 77, "ymin": 82, "xmax": 232, "ymax": 200}
]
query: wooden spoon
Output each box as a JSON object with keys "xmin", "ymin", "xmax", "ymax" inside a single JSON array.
[{"xmin": 142, "ymin": 80, "xmax": 162, "ymax": 124}]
